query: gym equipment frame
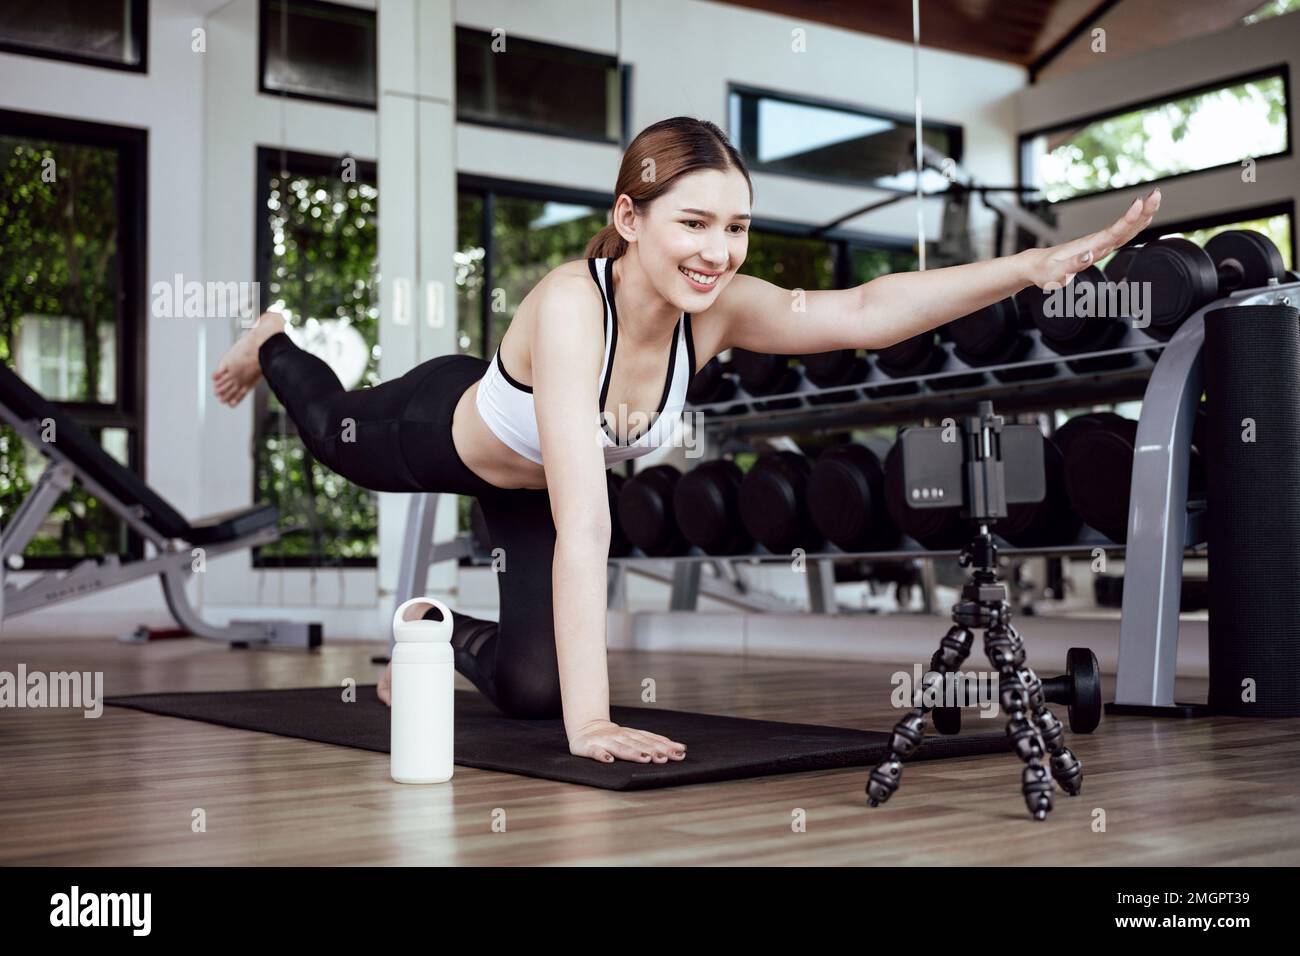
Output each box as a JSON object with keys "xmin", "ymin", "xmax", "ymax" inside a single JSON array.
[{"xmin": 0, "ymin": 365, "xmax": 320, "ymax": 649}]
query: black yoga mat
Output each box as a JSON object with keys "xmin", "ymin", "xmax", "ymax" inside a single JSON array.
[{"xmin": 104, "ymin": 686, "xmax": 1012, "ymax": 791}]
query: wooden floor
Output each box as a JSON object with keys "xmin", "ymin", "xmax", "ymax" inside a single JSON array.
[{"xmin": 1, "ymin": 635, "xmax": 1298, "ymax": 866}]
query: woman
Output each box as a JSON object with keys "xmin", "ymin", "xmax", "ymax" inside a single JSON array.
[{"xmin": 213, "ymin": 116, "xmax": 1159, "ymax": 766}]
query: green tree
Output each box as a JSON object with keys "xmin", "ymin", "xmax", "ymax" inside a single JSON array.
[
  {"xmin": 0, "ymin": 136, "xmax": 128, "ymax": 559},
  {"xmin": 254, "ymin": 165, "xmax": 380, "ymax": 563}
]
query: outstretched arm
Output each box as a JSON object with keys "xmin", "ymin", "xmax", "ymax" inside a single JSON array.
[{"xmin": 719, "ymin": 189, "xmax": 1161, "ymax": 354}]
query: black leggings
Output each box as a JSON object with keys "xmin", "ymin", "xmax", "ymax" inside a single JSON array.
[{"xmin": 258, "ymin": 331, "xmax": 564, "ymax": 719}]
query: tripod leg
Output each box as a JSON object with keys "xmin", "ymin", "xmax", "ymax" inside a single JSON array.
[
  {"xmin": 985, "ymin": 622, "xmax": 1054, "ymax": 821},
  {"xmin": 1012, "ymin": 649, "xmax": 1083, "ymax": 796},
  {"xmin": 866, "ymin": 624, "xmax": 974, "ymax": 808}
]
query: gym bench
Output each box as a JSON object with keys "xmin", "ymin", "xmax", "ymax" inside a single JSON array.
[{"xmin": 0, "ymin": 363, "xmax": 320, "ymax": 649}]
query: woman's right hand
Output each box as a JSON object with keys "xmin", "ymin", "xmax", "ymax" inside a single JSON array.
[{"xmin": 568, "ymin": 719, "xmax": 687, "ymax": 764}]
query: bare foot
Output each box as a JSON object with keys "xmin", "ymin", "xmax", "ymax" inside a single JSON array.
[
  {"xmin": 212, "ymin": 310, "xmax": 286, "ymax": 407},
  {"xmin": 378, "ymin": 660, "xmax": 392, "ymax": 707}
]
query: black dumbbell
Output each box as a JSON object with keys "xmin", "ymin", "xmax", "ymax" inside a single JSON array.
[
  {"xmin": 873, "ymin": 331, "xmax": 947, "ymax": 379},
  {"xmin": 1059, "ymin": 407, "xmax": 1207, "ymax": 544},
  {"xmin": 1104, "ymin": 244, "xmax": 1141, "ymax": 282},
  {"xmin": 606, "ymin": 472, "xmax": 633, "ymax": 557},
  {"xmin": 686, "ymin": 356, "xmax": 739, "ymax": 410},
  {"xmin": 1123, "ymin": 237, "xmax": 1220, "ymax": 340},
  {"xmin": 1123, "ymin": 231, "xmax": 1288, "ymax": 341},
  {"xmin": 1017, "ymin": 264, "xmax": 1128, "ymax": 355},
  {"xmin": 997, "ymin": 432, "xmax": 1082, "ymax": 548},
  {"xmin": 672, "ymin": 459, "xmax": 753, "ymax": 556},
  {"xmin": 882, "ymin": 436, "xmax": 968, "ymax": 550},
  {"xmin": 806, "ymin": 443, "xmax": 899, "ymax": 551},
  {"xmin": 1058, "ymin": 412, "xmax": 1139, "ymax": 543},
  {"xmin": 617, "ymin": 464, "xmax": 689, "ymax": 556},
  {"xmin": 1205, "ymin": 229, "xmax": 1288, "ymax": 293},
  {"xmin": 946, "ymin": 296, "xmax": 1033, "ymax": 367},
  {"xmin": 738, "ymin": 450, "xmax": 824, "ymax": 554},
  {"xmin": 932, "ymin": 647, "xmax": 1102, "ymax": 735},
  {"xmin": 801, "ymin": 349, "xmax": 870, "ymax": 405},
  {"xmin": 730, "ymin": 349, "xmax": 803, "ymax": 410}
]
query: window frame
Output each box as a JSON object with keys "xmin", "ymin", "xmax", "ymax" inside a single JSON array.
[
  {"xmin": 0, "ymin": 0, "xmax": 149, "ymax": 74},
  {"xmin": 257, "ymin": 0, "xmax": 378, "ymax": 112},
  {"xmin": 1017, "ymin": 64, "xmax": 1293, "ymax": 206},
  {"xmin": 457, "ymin": 173, "xmax": 613, "ymax": 358},
  {"xmin": 0, "ymin": 107, "xmax": 149, "ymax": 568},
  {"xmin": 455, "ymin": 26, "xmax": 629, "ymax": 145},
  {"xmin": 725, "ymin": 82, "xmax": 965, "ymax": 194},
  {"xmin": 251, "ymin": 145, "xmax": 380, "ymax": 569}
]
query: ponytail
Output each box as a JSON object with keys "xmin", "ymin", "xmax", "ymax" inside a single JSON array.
[{"xmin": 584, "ymin": 222, "xmax": 628, "ymax": 260}]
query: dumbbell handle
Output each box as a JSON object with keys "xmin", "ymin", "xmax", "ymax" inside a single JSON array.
[
  {"xmin": 927, "ymin": 671, "xmax": 1072, "ymax": 706},
  {"xmin": 1215, "ymin": 257, "xmax": 1283, "ymax": 293},
  {"xmin": 1216, "ymin": 258, "xmax": 1248, "ymax": 293}
]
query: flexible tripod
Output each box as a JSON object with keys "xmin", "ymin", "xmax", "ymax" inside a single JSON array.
[{"xmin": 866, "ymin": 405, "xmax": 1084, "ymax": 820}]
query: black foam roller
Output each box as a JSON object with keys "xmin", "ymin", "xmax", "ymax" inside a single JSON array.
[{"xmin": 1204, "ymin": 303, "xmax": 1300, "ymax": 717}]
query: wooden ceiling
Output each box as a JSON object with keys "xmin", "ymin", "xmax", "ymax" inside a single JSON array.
[{"xmin": 707, "ymin": 0, "xmax": 1270, "ymax": 79}]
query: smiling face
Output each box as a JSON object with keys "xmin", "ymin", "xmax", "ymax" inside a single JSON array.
[{"xmin": 617, "ymin": 166, "xmax": 751, "ymax": 312}]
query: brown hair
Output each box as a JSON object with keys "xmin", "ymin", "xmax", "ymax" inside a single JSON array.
[{"xmin": 584, "ymin": 116, "xmax": 753, "ymax": 260}]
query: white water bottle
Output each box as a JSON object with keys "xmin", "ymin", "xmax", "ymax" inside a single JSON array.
[{"xmin": 389, "ymin": 597, "xmax": 455, "ymax": 784}]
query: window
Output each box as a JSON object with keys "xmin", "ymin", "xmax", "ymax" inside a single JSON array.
[
  {"xmin": 728, "ymin": 85, "xmax": 962, "ymax": 193},
  {"xmin": 455, "ymin": 192, "xmax": 487, "ymax": 358},
  {"xmin": 254, "ymin": 148, "xmax": 379, "ymax": 566},
  {"xmin": 456, "ymin": 28, "xmax": 626, "ymax": 143},
  {"xmin": 0, "ymin": 0, "xmax": 147, "ymax": 72},
  {"xmin": 0, "ymin": 110, "xmax": 147, "ymax": 566},
  {"xmin": 742, "ymin": 231, "xmax": 837, "ymax": 290},
  {"xmin": 260, "ymin": 0, "xmax": 377, "ymax": 110},
  {"xmin": 1122, "ymin": 202, "xmax": 1296, "ymax": 273},
  {"xmin": 1242, "ymin": 0, "xmax": 1300, "ymax": 25},
  {"xmin": 456, "ymin": 176, "xmax": 610, "ymax": 359},
  {"xmin": 1022, "ymin": 68, "xmax": 1290, "ymax": 203},
  {"xmin": 848, "ymin": 245, "xmax": 920, "ymax": 284}
]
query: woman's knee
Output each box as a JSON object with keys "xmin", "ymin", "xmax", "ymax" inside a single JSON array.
[{"xmin": 493, "ymin": 667, "xmax": 563, "ymax": 720}]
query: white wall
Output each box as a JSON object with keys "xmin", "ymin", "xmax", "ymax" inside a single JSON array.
[{"xmin": 1, "ymin": 0, "xmax": 1028, "ymax": 641}]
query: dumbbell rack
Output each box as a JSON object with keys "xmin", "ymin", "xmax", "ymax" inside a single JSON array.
[{"xmin": 605, "ymin": 277, "xmax": 1300, "ymax": 718}]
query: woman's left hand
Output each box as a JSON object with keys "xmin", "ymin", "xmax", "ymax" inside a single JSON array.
[{"xmin": 1020, "ymin": 188, "xmax": 1162, "ymax": 291}]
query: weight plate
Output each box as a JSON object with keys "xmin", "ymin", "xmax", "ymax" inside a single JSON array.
[{"xmin": 1205, "ymin": 228, "xmax": 1286, "ymax": 293}]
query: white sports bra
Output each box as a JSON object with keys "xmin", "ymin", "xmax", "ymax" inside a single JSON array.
[{"xmin": 474, "ymin": 257, "xmax": 696, "ymax": 467}]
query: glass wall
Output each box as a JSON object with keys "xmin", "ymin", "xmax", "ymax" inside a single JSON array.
[
  {"xmin": 253, "ymin": 148, "xmax": 380, "ymax": 566},
  {"xmin": 0, "ymin": 112, "xmax": 146, "ymax": 564}
]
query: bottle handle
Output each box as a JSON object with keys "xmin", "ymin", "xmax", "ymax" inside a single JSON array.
[{"xmin": 392, "ymin": 596, "xmax": 453, "ymax": 642}]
